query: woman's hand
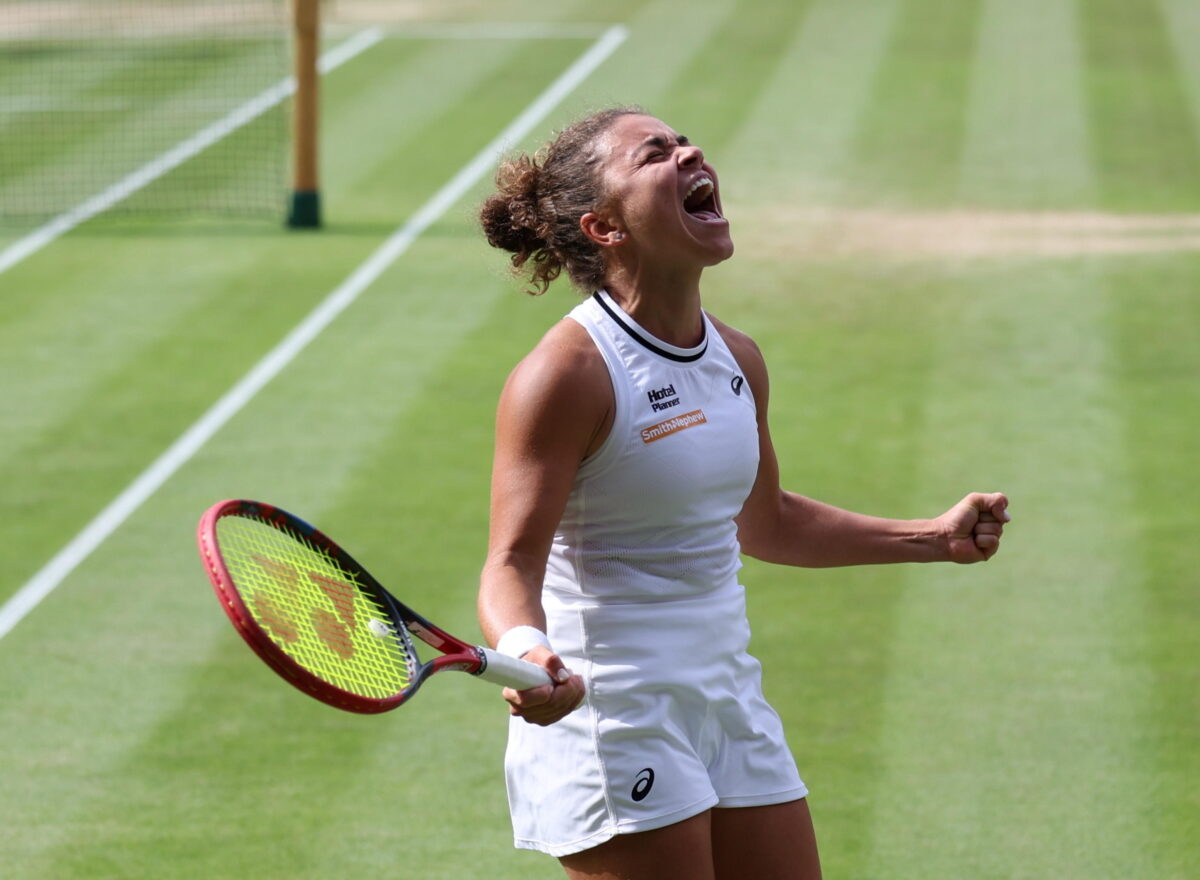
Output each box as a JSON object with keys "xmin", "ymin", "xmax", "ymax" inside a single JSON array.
[
  {"xmin": 936, "ymin": 492, "xmax": 1011, "ymax": 563},
  {"xmin": 501, "ymin": 645, "xmax": 586, "ymax": 726}
]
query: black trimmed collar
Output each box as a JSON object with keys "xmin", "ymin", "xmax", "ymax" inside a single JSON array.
[{"xmin": 592, "ymin": 290, "xmax": 707, "ymax": 363}]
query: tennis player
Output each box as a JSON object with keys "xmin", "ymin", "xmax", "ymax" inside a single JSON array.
[{"xmin": 476, "ymin": 107, "xmax": 1009, "ymax": 880}]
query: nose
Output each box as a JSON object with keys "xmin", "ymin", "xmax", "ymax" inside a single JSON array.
[{"xmin": 676, "ymin": 143, "xmax": 705, "ymax": 167}]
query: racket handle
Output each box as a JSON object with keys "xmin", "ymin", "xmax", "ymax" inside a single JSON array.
[{"xmin": 475, "ymin": 647, "xmax": 555, "ymax": 690}]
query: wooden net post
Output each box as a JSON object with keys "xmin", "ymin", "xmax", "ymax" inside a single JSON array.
[{"xmin": 287, "ymin": 0, "xmax": 320, "ymax": 228}]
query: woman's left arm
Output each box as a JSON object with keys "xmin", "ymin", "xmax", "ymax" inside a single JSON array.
[{"xmin": 718, "ymin": 320, "xmax": 1010, "ymax": 568}]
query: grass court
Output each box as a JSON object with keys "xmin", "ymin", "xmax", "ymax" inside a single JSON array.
[{"xmin": 1, "ymin": 0, "xmax": 1197, "ymax": 876}]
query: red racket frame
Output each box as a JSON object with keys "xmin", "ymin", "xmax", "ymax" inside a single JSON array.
[{"xmin": 197, "ymin": 499, "xmax": 493, "ymax": 714}]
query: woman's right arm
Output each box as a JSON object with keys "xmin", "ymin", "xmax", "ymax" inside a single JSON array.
[{"xmin": 478, "ymin": 319, "xmax": 612, "ymax": 726}]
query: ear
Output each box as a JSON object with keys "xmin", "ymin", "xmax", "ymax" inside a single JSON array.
[{"xmin": 580, "ymin": 211, "xmax": 626, "ymax": 247}]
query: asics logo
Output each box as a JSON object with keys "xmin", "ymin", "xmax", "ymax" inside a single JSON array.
[{"xmin": 632, "ymin": 767, "xmax": 655, "ymax": 802}]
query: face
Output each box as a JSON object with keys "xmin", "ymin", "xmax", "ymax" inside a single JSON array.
[{"xmin": 591, "ymin": 114, "xmax": 734, "ymax": 268}]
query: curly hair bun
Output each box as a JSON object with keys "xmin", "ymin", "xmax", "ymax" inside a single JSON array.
[{"xmin": 479, "ymin": 154, "xmax": 545, "ymax": 255}]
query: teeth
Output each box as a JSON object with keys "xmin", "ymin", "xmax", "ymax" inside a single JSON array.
[{"xmin": 685, "ymin": 176, "xmax": 713, "ymax": 204}]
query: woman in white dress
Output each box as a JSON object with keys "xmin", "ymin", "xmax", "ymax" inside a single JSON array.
[{"xmin": 476, "ymin": 107, "xmax": 1010, "ymax": 880}]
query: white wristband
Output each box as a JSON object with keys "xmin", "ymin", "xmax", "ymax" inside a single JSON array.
[{"xmin": 496, "ymin": 625, "xmax": 552, "ymax": 659}]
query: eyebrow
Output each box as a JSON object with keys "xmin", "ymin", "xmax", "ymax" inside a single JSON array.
[{"xmin": 636, "ymin": 133, "xmax": 690, "ymax": 154}]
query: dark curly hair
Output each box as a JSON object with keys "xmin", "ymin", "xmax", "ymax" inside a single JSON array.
[{"xmin": 479, "ymin": 107, "xmax": 643, "ymax": 295}]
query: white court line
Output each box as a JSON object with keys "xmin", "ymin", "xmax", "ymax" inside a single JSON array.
[
  {"xmin": 0, "ymin": 24, "xmax": 629, "ymax": 642},
  {"xmin": 0, "ymin": 27, "xmax": 385, "ymax": 278},
  {"xmin": 363, "ymin": 22, "xmax": 618, "ymax": 39}
]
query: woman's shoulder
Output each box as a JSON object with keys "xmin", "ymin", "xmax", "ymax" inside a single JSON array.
[
  {"xmin": 497, "ymin": 316, "xmax": 614, "ymax": 458},
  {"xmin": 502, "ymin": 317, "xmax": 610, "ymax": 410},
  {"xmin": 706, "ymin": 313, "xmax": 766, "ymax": 371},
  {"xmin": 520, "ymin": 316, "xmax": 605, "ymax": 379},
  {"xmin": 706, "ymin": 312, "xmax": 770, "ymax": 407}
]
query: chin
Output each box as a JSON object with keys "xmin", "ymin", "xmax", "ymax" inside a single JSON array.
[{"xmin": 706, "ymin": 234, "xmax": 735, "ymax": 265}]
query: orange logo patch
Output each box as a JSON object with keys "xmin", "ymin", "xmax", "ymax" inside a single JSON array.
[{"xmin": 640, "ymin": 409, "xmax": 707, "ymax": 444}]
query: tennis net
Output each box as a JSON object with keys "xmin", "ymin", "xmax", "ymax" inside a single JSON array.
[{"xmin": 0, "ymin": 0, "xmax": 290, "ymax": 223}]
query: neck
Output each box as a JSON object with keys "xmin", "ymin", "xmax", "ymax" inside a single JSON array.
[{"xmin": 603, "ymin": 264, "xmax": 705, "ymax": 348}]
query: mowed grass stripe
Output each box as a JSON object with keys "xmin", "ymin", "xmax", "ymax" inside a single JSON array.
[
  {"xmin": 0, "ymin": 208, "xmax": 393, "ymax": 588},
  {"xmin": 1160, "ymin": 0, "xmax": 1200, "ymax": 151},
  {"xmin": 726, "ymin": 0, "xmax": 901, "ymax": 206},
  {"xmin": 862, "ymin": 1, "xmax": 1155, "ymax": 875},
  {"xmin": 1082, "ymin": 0, "xmax": 1200, "ymax": 211},
  {"xmin": 1108, "ymin": 255, "xmax": 1200, "ymax": 877},
  {"xmin": 655, "ymin": 0, "xmax": 811, "ymax": 153},
  {"xmin": 318, "ymin": 35, "xmax": 521, "ymax": 218},
  {"xmin": 863, "ymin": 259, "xmax": 1148, "ymax": 876},
  {"xmin": 849, "ymin": 0, "xmax": 982, "ymax": 206},
  {"xmin": 571, "ymin": 0, "xmax": 736, "ymax": 113},
  {"xmin": 320, "ymin": 36, "xmax": 597, "ymax": 227},
  {"xmin": 0, "ymin": 229, "xmax": 345, "ymax": 596},
  {"xmin": 957, "ymin": 0, "xmax": 1091, "ymax": 208}
]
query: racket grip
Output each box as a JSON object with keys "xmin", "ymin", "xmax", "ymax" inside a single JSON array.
[{"xmin": 475, "ymin": 647, "xmax": 555, "ymax": 690}]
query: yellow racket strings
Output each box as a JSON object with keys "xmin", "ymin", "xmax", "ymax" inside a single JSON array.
[{"xmin": 217, "ymin": 514, "xmax": 415, "ymax": 699}]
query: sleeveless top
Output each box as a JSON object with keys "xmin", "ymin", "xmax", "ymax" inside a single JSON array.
[{"xmin": 543, "ymin": 289, "xmax": 761, "ymax": 604}]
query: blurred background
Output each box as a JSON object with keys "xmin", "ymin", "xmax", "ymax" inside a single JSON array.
[{"xmin": 1, "ymin": 1, "xmax": 1196, "ymax": 876}]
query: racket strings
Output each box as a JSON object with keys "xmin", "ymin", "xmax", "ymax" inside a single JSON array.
[{"xmin": 217, "ymin": 514, "xmax": 417, "ymax": 699}]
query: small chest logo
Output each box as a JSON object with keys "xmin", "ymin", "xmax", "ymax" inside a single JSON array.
[
  {"xmin": 647, "ymin": 383, "xmax": 681, "ymax": 412},
  {"xmin": 731, "ymin": 375, "xmax": 744, "ymax": 396},
  {"xmin": 631, "ymin": 767, "xmax": 655, "ymax": 802}
]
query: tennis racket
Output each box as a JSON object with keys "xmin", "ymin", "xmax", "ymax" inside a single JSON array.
[{"xmin": 196, "ymin": 499, "xmax": 551, "ymax": 714}]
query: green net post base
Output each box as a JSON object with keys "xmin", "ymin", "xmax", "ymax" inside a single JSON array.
[{"xmin": 287, "ymin": 190, "xmax": 321, "ymax": 228}]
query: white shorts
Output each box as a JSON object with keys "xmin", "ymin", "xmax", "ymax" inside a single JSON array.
[{"xmin": 504, "ymin": 582, "xmax": 808, "ymax": 857}]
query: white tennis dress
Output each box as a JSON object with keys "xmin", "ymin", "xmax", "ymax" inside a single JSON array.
[{"xmin": 505, "ymin": 290, "xmax": 807, "ymax": 857}]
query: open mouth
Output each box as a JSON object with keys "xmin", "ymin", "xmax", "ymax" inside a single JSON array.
[{"xmin": 683, "ymin": 176, "xmax": 723, "ymax": 222}]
